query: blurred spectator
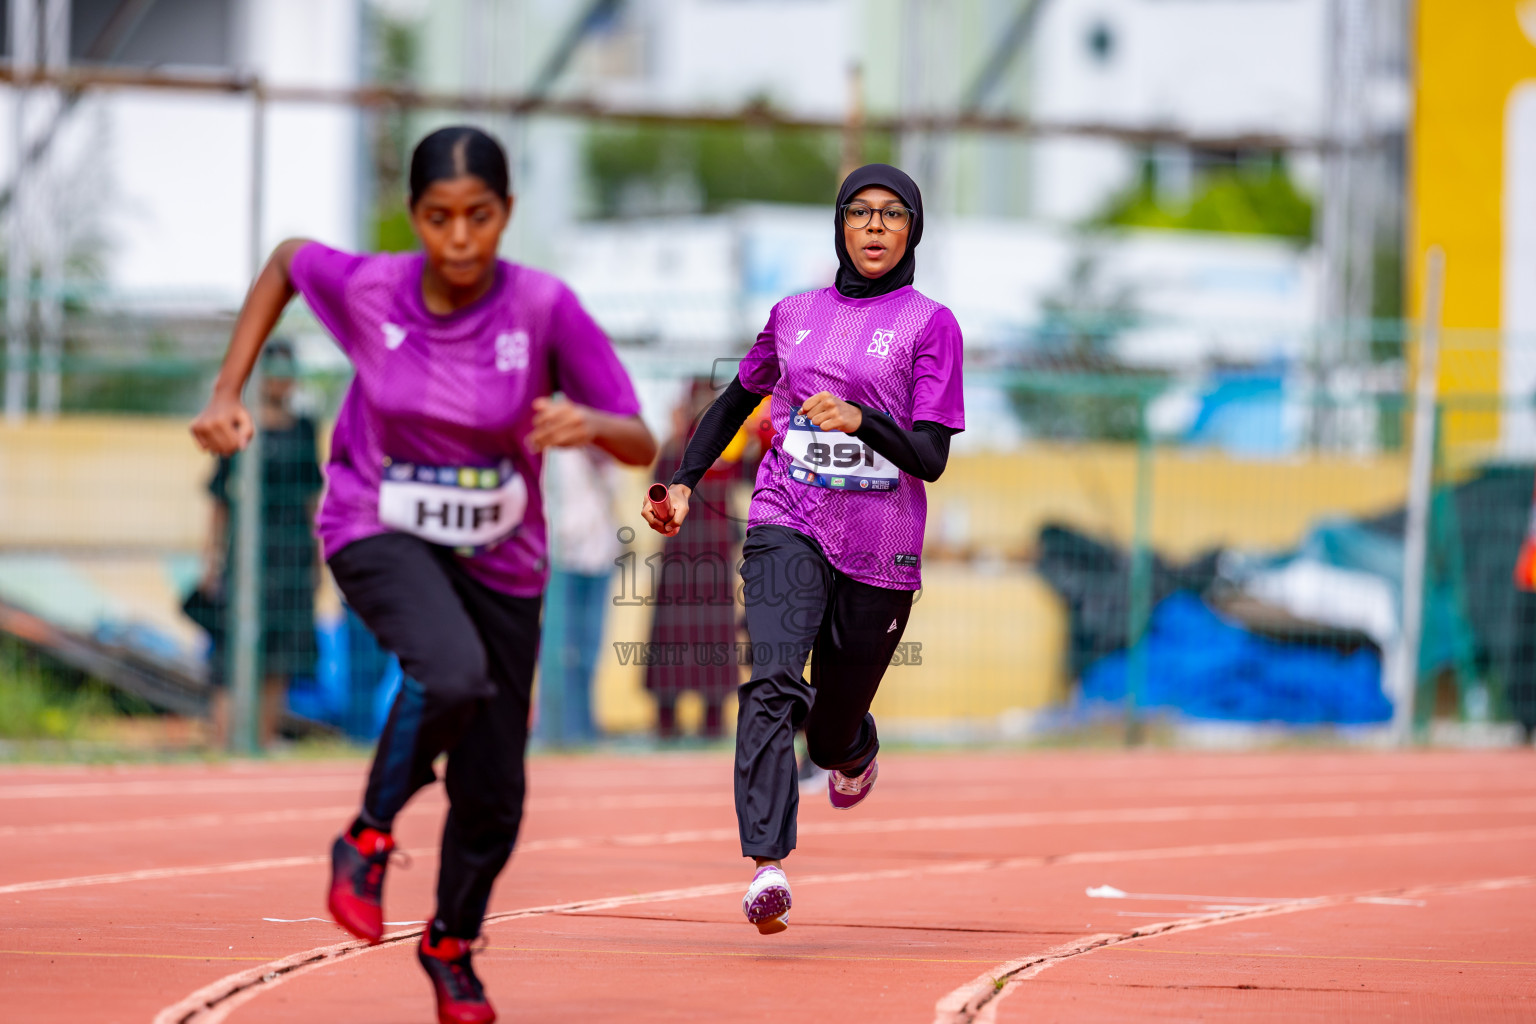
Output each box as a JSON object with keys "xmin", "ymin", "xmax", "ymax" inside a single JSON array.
[
  {"xmin": 645, "ymin": 380, "xmax": 752, "ymax": 741},
  {"xmin": 189, "ymin": 339, "xmax": 323, "ymax": 748},
  {"xmin": 538, "ymin": 445, "xmax": 622, "ymax": 745},
  {"xmin": 1516, "ymin": 479, "xmax": 1536, "ymax": 743}
]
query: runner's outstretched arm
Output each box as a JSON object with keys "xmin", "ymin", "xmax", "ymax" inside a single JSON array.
[
  {"xmin": 190, "ymin": 238, "xmax": 310, "ymax": 456},
  {"xmin": 641, "ymin": 376, "xmax": 762, "ymax": 537},
  {"xmin": 671, "ymin": 377, "xmax": 764, "ymax": 490},
  {"xmin": 527, "ymin": 396, "xmax": 657, "ymax": 466}
]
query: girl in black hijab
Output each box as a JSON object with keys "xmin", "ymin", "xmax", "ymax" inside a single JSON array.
[
  {"xmin": 832, "ymin": 163, "xmax": 925, "ymax": 299},
  {"xmin": 643, "ymin": 163, "xmax": 966, "ymax": 935}
]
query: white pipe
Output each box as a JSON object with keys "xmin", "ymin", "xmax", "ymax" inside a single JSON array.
[
  {"xmin": 34, "ymin": 0, "xmax": 68, "ymax": 418},
  {"xmin": 4, "ymin": 0, "xmax": 36, "ymax": 421},
  {"xmin": 1394, "ymin": 245, "xmax": 1445, "ymax": 744}
]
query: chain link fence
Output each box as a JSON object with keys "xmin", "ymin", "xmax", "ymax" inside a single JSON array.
[{"xmin": 1, "ymin": 315, "xmax": 1533, "ymax": 749}]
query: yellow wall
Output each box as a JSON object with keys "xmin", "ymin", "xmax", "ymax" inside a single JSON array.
[
  {"xmin": 1411, "ymin": 0, "xmax": 1536, "ymax": 442},
  {"xmin": 0, "ymin": 417, "xmax": 210, "ymax": 549},
  {"xmin": 929, "ymin": 445, "xmax": 1408, "ymax": 561},
  {"xmin": 3, "ymin": 420, "xmax": 1415, "ymax": 731},
  {"xmin": 596, "ymin": 446, "xmax": 1413, "ymax": 732}
]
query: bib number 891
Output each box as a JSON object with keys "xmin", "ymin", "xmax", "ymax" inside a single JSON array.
[{"xmin": 805, "ymin": 441, "xmax": 875, "ymax": 469}]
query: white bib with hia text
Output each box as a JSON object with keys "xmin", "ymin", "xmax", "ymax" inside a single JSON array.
[
  {"xmin": 783, "ymin": 414, "xmax": 899, "ymax": 492},
  {"xmin": 378, "ymin": 458, "xmax": 527, "ymax": 553}
]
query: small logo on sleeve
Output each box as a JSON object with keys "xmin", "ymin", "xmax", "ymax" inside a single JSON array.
[
  {"xmin": 894, "ymin": 553, "xmax": 919, "ymax": 567},
  {"xmin": 867, "ymin": 329, "xmax": 895, "ymax": 358},
  {"xmin": 795, "ymin": 329, "xmax": 811, "ymax": 345},
  {"xmin": 382, "ymin": 322, "xmax": 408, "ymax": 350}
]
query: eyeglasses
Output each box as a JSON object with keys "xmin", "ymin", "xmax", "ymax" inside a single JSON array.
[{"xmin": 841, "ymin": 203, "xmax": 913, "ymax": 231}]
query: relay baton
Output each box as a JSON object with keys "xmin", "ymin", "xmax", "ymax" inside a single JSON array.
[{"xmin": 647, "ymin": 483, "xmax": 674, "ymax": 523}]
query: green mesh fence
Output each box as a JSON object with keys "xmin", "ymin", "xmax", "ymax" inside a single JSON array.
[{"xmin": 2, "ymin": 320, "xmax": 1533, "ymax": 749}]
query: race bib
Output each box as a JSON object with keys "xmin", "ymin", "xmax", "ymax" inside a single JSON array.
[
  {"xmin": 782, "ymin": 414, "xmax": 898, "ymax": 492},
  {"xmin": 378, "ymin": 458, "xmax": 527, "ymax": 554}
]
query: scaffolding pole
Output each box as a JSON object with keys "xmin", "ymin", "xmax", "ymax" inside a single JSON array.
[
  {"xmin": 3, "ymin": 1, "xmax": 36, "ymax": 422},
  {"xmin": 34, "ymin": 0, "xmax": 68, "ymax": 418},
  {"xmin": 1394, "ymin": 246, "xmax": 1445, "ymax": 744},
  {"xmin": 0, "ymin": 61, "xmax": 1367, "ymax": 155},
  {"xmin": 227, "ymin": 80, "xmax": 266, "ymax": 755}
]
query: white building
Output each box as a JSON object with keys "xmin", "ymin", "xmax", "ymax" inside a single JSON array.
[{"xmin": 3, "ymin": 0, "xmax": 363, "ymax": 305}]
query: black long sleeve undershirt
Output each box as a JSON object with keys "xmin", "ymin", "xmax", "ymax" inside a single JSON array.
[
  {"xmin": 848, "ymin": 402, "xmax": 957, "ymax": 483},
  {"xmin": 671, "ymin": 376, "xmax": 958, "ymax": 490},
  {"xmin": 670, "ymin": 378, "xmax": 762, "ymax": 490}
]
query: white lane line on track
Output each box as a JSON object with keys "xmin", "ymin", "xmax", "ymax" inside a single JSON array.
[
  {"xmin": 523, "ymin": 795, "xmax": 1536, "ymax": 852},
  {"xmin": 11, "ymin": 800, "xmax": 1536, "ymax": 896},
  {"xmin": 0, "ymin": 807, "xmax": 357, "ymax": 840},
  {"xmin": 1086, "ymin": 885, "xmax": 1286, "ymax": 904},
  {"xmin": 5, "ymin": 765, "xmax": 1528, "ymax": 801},
  {"xmin": 12, "ymin": 787, "xmax": 1531, "ymax": 843},
  {"xmin": 152, "ymin": 828, "xmax": 1536, "ymax": 1024},
  {"xmin": 10, "ymin": 791, "xmax": 1533, "ymax": 846},
  {"xmin": 0, "ymin": 855, "xmax": 359, "ymax": 896},
  {"xmin": 0, "ymin": 779, "xmax": 708, "ymax": 801},
  {"xmin": 0, "ymin": 791, "xmax": 733, "ymax": 839},
  {"xmin": 0, "ymin": 779, "xmax": 365, "ymax": 800},
  {"xmin": 932, "ymin": 874, "xmax": 1536, "ymax": 1024}
]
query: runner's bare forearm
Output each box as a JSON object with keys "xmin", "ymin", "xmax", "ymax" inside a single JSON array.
[
  {"xmin": 591, "ymin": 411, "xmax": 658, "ymax": 466},
  {"xmin": 210, "ymin": 239, "xmax": 308, "ymax": 399}
]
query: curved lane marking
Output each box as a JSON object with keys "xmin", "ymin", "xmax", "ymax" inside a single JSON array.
[
  {"xmin": 153, "ymin": 828, "xmax": 1536, "ymax": 1024},
  {"xmin": 932, "ymin": 874, "xmax": 1536, "ymax": 1024}
]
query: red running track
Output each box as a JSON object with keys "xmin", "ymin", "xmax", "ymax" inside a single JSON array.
[{"xmin": 2, "ymin": 750, "xmax": 1535, "ymax": 1022}]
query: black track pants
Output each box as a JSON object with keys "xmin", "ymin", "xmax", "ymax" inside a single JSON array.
[
  {"xmin": 328, "ymin": 532, "xmax": 541, "ymax": 939},
  {"xmin": 735, "ymin": 525, "xmax": 915, "ymax": 860}
]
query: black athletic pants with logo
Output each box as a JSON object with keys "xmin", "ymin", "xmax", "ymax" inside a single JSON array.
[
  {"xmin": 736, "ymin": 524, "xmax": 915, "ymax": 860},
  {"xmin": 328, "ymin": 532, "xmax": 541, "ymax": 940}
]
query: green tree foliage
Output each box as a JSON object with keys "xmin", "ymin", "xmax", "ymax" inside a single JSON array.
[
  {"xmin": 1006, "ymin": 251, "xmax": 1161, "ymax": 442},
  {"xmin": 367, "ymin": 11, "xmax": 420, "ymax": 251},
  {"xmin": 59, "ymin": 337, "xmax": 212, "ymax": 415},
  {"xmin": 1095, "ymin": 156, "xmax": 1315, "ymax": 241},
  {"xmin": 584, "ymin": 119, "xmax": 887, "ymax": 217}
]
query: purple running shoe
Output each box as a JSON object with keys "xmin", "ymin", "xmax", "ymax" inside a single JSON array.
[
  {"xmin": 742, "ymin": 865, "xmax": 792, "ymax": 935},
  {"xmin": 828, "ymin": 759, "xmax": 878, "ymax": 810}
]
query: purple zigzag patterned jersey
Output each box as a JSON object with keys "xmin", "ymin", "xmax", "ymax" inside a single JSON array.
[
  {"xmin": 738, "ymin": 284, "xmax": 965, "ymax": 590},
  {"xmin": 291, "ymin": 242, "xmax": 640, "ymax": 597}
]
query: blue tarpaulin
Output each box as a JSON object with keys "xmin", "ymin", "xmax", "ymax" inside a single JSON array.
[{"xmin": 1082, "ymin": 592, "xmax": 1392, "ymax": 724}]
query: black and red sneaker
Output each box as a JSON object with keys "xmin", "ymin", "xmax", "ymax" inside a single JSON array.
[
  {"xmin": 326, "ymin": 827, "xmax": 394, "ymax": 943},
  {"xmin": 418, "ymin": 931, "xmax": 496, "ymax": 1024}
]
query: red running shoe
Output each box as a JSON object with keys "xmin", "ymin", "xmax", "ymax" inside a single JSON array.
[
  {"xmin": 326, "ymin": 828, "xmax": 394, "ymax": 943},
  {"xmin": 418, "ymin": 932, "xmax": 496, "ymax": 1024}
]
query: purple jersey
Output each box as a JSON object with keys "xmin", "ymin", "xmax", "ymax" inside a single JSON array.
[
  {"xmin": 738, "ymin": 285, "xmax": 964, "ymax": 590},
  {"xmin": 291, "ymin": 242, "xmax": 640, "ymax": 597}
]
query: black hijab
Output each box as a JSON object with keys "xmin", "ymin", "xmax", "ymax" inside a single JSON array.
[{"xmin": 833, "ymin": 163, "xmax": 924, "ymax": 299}]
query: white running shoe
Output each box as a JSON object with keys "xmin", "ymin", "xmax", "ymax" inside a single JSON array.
[
  {"xmin": 742, "ymin": 864, "xmax": 792, "ymax": 935},
  {"xmin": 829, "ymin": 758, "xmax": 878, "ymax": 810}
]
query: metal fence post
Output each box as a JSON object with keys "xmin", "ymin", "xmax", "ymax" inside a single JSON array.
[
  {"xmin": 1395, "ymin": 246, "xmax": 1445, "ymax": 744},
  {"xmin": 1125, "ymin": 396, "xmax": 1155, "ymax": 745},
  {"xmin": 228, "ymin": 80, "xmax": 267, "ymax": 754},
  {"xmin": 4, "ymin": 0, "xmax": 35, "ymax": 422},
  {"xmin": 542, "ymin": 451, "xmax": 568, "ymax": 749}
]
